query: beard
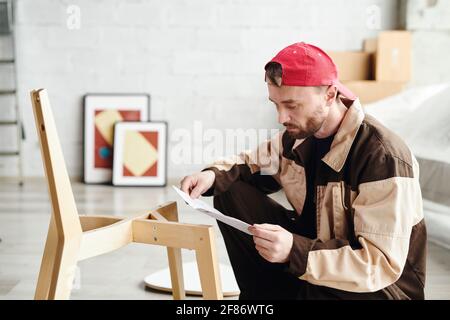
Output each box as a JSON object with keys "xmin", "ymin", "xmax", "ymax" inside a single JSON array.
[
  {"xmin": 284, "ymin": 116, "xmax": 325, "ymax": 139},
  {"xmin": 284, "ymin": 103, "xmax": 327, "ymax": 139}
]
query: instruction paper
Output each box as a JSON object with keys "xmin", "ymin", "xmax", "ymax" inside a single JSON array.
[{"xmin": 172, "ymin": 186, "xmax": 252, "ymax": 235}]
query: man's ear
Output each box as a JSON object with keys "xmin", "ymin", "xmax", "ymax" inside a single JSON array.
[{"xmin": 325, "ymin": 85, "xmax": 338, "ymax": 106}]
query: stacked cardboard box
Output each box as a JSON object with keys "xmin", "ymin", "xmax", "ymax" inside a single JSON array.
[{"xmin": 327, "ymin": 31, "xmax": 411, "ymax": 104}]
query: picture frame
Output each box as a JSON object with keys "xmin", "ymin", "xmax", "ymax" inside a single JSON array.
[
  {"xmin": 83, "ymin": 93, "xmax": 150, "ymax": 184},
  {"xmin": 112, "ymin": 121, "xmax": 167, "ymax": 187}
]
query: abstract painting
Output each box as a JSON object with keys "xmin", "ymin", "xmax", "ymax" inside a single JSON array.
[
  {"xmin": 83, "ymin": 94, "xmax": 150, "ymax": 183},
  {"xmin": 112, "ymin": 121, "xmax": 167, "ymax": 186}
]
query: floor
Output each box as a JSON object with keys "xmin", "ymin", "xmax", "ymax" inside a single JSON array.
[{"xmin": 0, "ymin": 179, "xmax": 449, "ymax": 300}]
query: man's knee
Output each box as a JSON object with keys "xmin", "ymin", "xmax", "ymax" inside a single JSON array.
[
  {"xmin": 223, "ymin": 180, "xmax": 255, "ymax": 194},
  {"xmin": 213, "ymin": 181, "xmax": 261, "ymax": 221},
  {"xmin": 213, "ymin": 181, "xmax": 256, "ymax": 209}
]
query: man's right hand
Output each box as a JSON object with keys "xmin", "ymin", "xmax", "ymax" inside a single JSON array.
[{"xmin": 180, "ymin": 170, "xmax": 215, "ymax": 199}]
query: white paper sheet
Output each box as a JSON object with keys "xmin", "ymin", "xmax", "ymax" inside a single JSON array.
[{"xmin": 172, "ymin": 186, "xmax": 252, "ymax": 235}]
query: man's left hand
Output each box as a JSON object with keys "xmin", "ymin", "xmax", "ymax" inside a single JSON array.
[{"xmin": 248, "ymin": 223, "xmax": 293, "ymax": 263}]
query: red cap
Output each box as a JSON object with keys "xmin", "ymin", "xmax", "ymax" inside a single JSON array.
[{"xmin": 265, "ymin": 42, "xmax": 356, "ymax": 100}]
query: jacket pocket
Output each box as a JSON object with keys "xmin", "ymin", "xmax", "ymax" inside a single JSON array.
[
  {"xmin": 332, "ymin": 181, "xmax": 349, "ymax": 239},
  {"xmin": 280, "ymin": 161, "xmax": 307, "ymax": 214}
]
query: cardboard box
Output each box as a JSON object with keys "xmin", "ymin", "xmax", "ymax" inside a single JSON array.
[
  {"xmin": 326, "ymin": 31, "xmax": 411, "ymax": 103},
  {"xmin": 328, "ymin": 31, "xmax": 411, "ymax": 84},
  {"xmin": 343, "ymin": 81, "xmax": 407, "ymax": 104},
  {"xmin": 363, "ymin": 38, "xmax": 377, "ymax": 79},
  {"xmin": 375, "ymin": 31, "xmax": 411, "ymax": 82},
  {"xmin": 327, "ymin": 51, "xmax": 372, "ymax": 81},
  {"xmin": 363, "ymin": 38, "xmax": 377, "ymax": 54}
]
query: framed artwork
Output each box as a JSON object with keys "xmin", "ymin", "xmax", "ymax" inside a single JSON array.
[
  {"xmin": 112, "ymin": 121, "xmax": 167, "ymax": 186},
  {"xmin": 83, "ymin": 94, "xmax": 150, "ymax": 183}
]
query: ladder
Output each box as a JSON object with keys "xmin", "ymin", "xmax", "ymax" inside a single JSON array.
[{"xmin": 0, "ymin": 0, "xmax": 23, "ymax": 185}]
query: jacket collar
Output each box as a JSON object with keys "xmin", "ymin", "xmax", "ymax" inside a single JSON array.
[{"xmin": 282, "ymin": 97, "xmax": 365, "ymax": 172}]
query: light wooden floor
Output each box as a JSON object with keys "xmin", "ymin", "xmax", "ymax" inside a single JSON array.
[{"xmin": 0, "ymin": 179, "xmax": 449, "ymax": 300}]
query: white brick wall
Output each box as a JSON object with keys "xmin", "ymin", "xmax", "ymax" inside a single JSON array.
[
  {"xmin": 1, "ymin": 0, "xmax": 401, "ymax": 178},
  {"xmin": 0, "ymin": 35, "xmax": 13, "ymax": 60},
  {"xmin": 412, "ymin": 31, "xmax": 450, "ymax": 85},
  {"xmin": 0, "ymin": 94, "xmax": 16, "ymax": 121},
  {"xmin": 404, "ymin": 0, "xmax": 450, "ymax": 30},
  {"xmin": 401, "ymin": 0, "xmax": 450, "ymax": 86},
  {"xmin": 0, "ymin": 64, "xmax": 15, "ymax": 90}
]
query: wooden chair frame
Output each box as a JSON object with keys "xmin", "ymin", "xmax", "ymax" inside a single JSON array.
[{"xmin": 31, "ymin": 89, "xmax": 223, "ymax": 300}]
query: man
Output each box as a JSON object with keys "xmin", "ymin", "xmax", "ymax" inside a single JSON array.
[{"xmin": 180, "ymin": 42, "xmax": 427, "ymax": 300}]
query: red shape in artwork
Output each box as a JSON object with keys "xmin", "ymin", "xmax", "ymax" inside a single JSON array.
[
  {"xmin": 119, "ymin": 110, "xmax": 141, "ymax": 121},
  {"xmin": 142, "ymin": 161, "xmax": 158, "ymax": 177},
  {"xmin": 140, "ymin": 131, "xmax": 158, "ymax": 150},
  {"xmin": 123, "ymin": 165, "xmax": 134, "ymax": 177},
  {"xmin": 123, "ymin": 162, "xmax": 157, "ymax": 177}
]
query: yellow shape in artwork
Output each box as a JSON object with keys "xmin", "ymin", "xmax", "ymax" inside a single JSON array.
[
  {"xmin": 123, "ymin": 130, "xmax": 158, "ymax": 176},
  {"xmin": 95, "ymin": 110, "xmax": 123, "ymax": 145}
]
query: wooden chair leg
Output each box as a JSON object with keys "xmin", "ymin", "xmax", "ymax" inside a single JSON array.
[
  {"xmin": 166, "ymin": 247, "xmax": 185, "ymax": 300},
  {"xmin": 158, "ymin": 202, "xmax": 187, "ymax": 299},
  {"xmin": 48, "ymin": 239, "xmax": 81, "ymax": 300},
  {"xmin": 195, "ymin": 228, "xmax": 223, "ymax": 300},
  {"xmin": 35, "ymin": 214, "xmax": 81, "ymax": 300},
  {"xmin": 35, "ymin": 216, "xmax": 59, "ymax": 300}
]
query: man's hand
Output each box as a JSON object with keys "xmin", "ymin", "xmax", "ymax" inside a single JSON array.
[
  {"xmin": 249, "ymin": 224, "xmax": 293, "ymax": 263},
  {"xmin": 180, "ymin": 170, "xmax": 215, "ymax": 199}
]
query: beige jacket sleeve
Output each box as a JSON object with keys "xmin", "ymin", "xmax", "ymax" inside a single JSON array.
[{"xmin": 202, "ymin": 131, "xmax": 284, "ymax": 196}]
